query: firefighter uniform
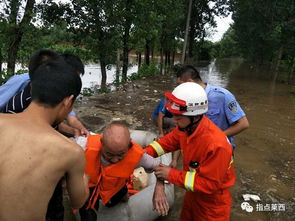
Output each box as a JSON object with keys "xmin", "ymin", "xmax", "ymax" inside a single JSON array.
[{"xmin": 146, "ymin": 116, "xmax": 235, "ymax": 221}]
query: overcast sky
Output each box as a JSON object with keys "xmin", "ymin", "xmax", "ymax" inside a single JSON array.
[{"xmin": 210, "ymin": 14, "xmax": 233, "ymax": 42}]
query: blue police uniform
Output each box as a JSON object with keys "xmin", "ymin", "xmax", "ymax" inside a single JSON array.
[
  {"xmin": 152, "ymin": 97, "xmax": 173, "ymax": 119},
  {"xmin": 1, "ymin": 73, "xmax": 76, "ymax": 116},
  {"xmin": 0, "ymin": 73, "xmax": 30, "ymax": 112},
  {"xmin": 205, "ymin": 84, "xmax": 245, "ymax": 148}
]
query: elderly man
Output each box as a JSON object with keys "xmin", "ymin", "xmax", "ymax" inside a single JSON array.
[{"xmin": 79, "ymin": 124, "xmax": 163, "ymax": 221}]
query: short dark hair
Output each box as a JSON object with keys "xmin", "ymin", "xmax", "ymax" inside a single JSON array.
[
  {"xmin": 29, "ymin": 50, "xmax": 59, "ymax": 80},
  {"xmin": 31, "ymin": 58, "xmax": 82, "ymax": 107},
  {"xmin": 176, "ymin": 65, "xmax": 202, "ymax": 82},
  {"xmin": 62, "ymin": 53, "xmax": 85, "ymax": 75}
]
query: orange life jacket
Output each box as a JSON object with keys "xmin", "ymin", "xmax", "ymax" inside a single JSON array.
[{"xmin": 84, "ymin": 134, "xmax": 144, "ymax": 208}]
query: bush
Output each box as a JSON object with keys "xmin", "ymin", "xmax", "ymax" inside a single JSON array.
[
  {"xmin": 128, "ymin": 59, "xmax": 160, "ymax": 81},
  {"xmin": 16, "ymin": 69, "xmax": 28, "ymax": 74},
  {"xmin": 81, "ymin": 88, "xmax": 94, "ymax": 96},
  {"xmin": 0, "ymin": 70, "xmax": 13, "ymax": 85},
  {"xmin": 96, "ymin": 87, "xmax": 111, "ymax": 94}
]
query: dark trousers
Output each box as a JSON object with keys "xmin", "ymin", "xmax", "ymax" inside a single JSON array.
[
  {"xmin": 46, "ymin": 179, "xmax": 64, "ymax": 221},
  {"xmin": 79, "ymin": 185, "xmax": 128, "ymax": 221}
]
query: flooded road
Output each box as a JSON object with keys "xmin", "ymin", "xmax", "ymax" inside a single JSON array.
[{"xmin": 69, "ymin": 59, "xmax": 295, "ymax": 221}]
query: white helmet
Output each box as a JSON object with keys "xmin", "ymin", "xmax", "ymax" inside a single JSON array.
[{"xmin": 165, "ymin": 82, "xmax": 208, "ymax": 116}]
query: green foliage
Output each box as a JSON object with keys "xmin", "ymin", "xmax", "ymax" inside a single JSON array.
[
  {"xmin": 81, "ymin": 88, "xmax": 94, "ymax": 96},
  {"xmin": 68, "ymin": 0, "xmax": 120, "ymax": 64},
  {"xmin": 216, "ymin": 26, "xmax": 240, "ymax": 58},
  {"xmin": 112, "ymin": 71, "xmax": 122, "ymax": 85},
  {"xmin": 50, "ymin": 44, "xmax": 91, "ymax": 62},
  {"xmin": 95, "ymin": 87, "xmax": 111, "ymax": 94},
  {"xmin": 0, "ymin": 69, "xmax": 14, "ymax": 85},
  {"xmin": 16, "ymin": 69, "xmax": 28, "ymax": 74},
  {"xmin": 81, "ymin": 86, "xmax": 111, "ymax": 96},
  {"xmin": 128, "ymin": 59, "xmax": 159, "ymax": 81},
  {"xmin": 230, "ymin": 0, "xmax": 295, "ymax": 65},
  {"xmin": 197, "ymin": 41, "xmax": 216, "ymax": 60}
]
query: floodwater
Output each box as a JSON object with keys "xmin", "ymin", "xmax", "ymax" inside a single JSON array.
[
  {"xmin": 67, "ymin": 58, "xmax": 295, "ymax": 221},
  {"xmin": 81, "ymin": 64, "xmax": 139, "ymax": 89}
]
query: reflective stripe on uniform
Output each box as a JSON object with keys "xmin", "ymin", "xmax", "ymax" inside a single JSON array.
[
  {"xmin": 150, "ymin": 141, "xmax": 165, "ymax": 156},
  {"xmin": 228, "ymin": 156, "xmax": 234, "ymax": 169},
  {"xmin": 184, "ymin": 171, "xmax": 196, "ymax": 191}
]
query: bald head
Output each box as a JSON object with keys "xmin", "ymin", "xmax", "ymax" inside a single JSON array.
[{"xmin": 101, "ymin": 124, "xmax": 131, "ymax": 164}]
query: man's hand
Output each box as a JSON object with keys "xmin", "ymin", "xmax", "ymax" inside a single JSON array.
[
  {"xmin": 154, "ymin": 164, "xmax": 171, "ymax": 180},
  {"xmin": 80, "ymin": 128, "xmax": 90, "ymax": 137},
  {"xmin": 153, "ymin": 180, "xmax": 169, "ymax": 216},
  {"xmin": 74, "ymin": 128, "xmax": 81, "ymax": 138},
  {"xmin": 158, "ymin": 132, "xmax": 164, "ymax": 139},
  {"xmin": 169, "ymin": 150, "xmax": 181, "ymax": 169},
  {"xmin": 169, "ymin": 160, "xmax": 177, "ymax": 169}
]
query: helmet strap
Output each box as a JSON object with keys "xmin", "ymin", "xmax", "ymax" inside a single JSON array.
[{"xmin": 178, "ymin": 115, "xmax": 203, "ymax": 135}]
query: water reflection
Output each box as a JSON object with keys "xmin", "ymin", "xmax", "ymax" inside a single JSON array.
[
  {"xmin": 199, "ymin": 59, "xmax": 230, "ymax": 88},
  {"xmin": 81, "ymin": 64, "xmax": 138, "ymax": 89},
  {"xmin": 82, "ymin": 59, "xmax": 233, "ymax": 90}
]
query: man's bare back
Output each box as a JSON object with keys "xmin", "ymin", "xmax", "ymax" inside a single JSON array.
[
  {"xmin": 0, "ymin": 113, "xmax": 87, "ymax": 220},
  {"xmin": 0, "ymin": 55, "xmax": 89, "ymax": 220}
]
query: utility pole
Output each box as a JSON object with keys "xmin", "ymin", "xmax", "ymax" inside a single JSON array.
[{"xmin": 181, "ymin": 0, "xmax": 192, "ymax": 64}]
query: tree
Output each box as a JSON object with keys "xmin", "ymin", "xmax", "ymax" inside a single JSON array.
[
  {"xmin": 0, "ymin": 17, "xmax": 8, "ymax": 73},
  {"xmin": 67, "ymin": 0, "xmax": 120, "ymax": 88},
  {"xmin": 230, "ymin": 0, "xmax": 295, "ymax": 81},
  {"xmin": 217, "ymin": 26, "xmax": 240, "ymax": 58},
  {"xmin": 184, "ymin": 0, "xmax": 231, "ymax": 63},
  {"xmin": 1, "ymin": 0, "xmax": 36, "ymax": 74},
  {"xmin": 155, "ymin": 0, "xmax": 184, "ymax": 72}
]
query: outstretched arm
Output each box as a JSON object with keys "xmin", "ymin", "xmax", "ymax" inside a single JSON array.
[
  {"xmin": 155, "ymin": 148, "xmax": 234, "ymax": 194},
  {"xmin": 67, "ymin": 116, "xmax": 90, "ymax": 137},
  {"xmin": 66, "ymin": 146, "xmax": 89, "ymax": 209},
  {"xmin": 170, "ymin": 150, "xmax": 181, "ymax": 169},
  {"xmin": 146, "ymin": 129, "xmax": 180, "ymax": 158},
  {"xmin": 58, "ymin": 122, "xmax": 81, "ymax": 137}
]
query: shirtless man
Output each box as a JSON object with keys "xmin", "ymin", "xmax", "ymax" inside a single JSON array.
[{"xmin": 0, "ymin": 59, "xmax": 89, "ymax": 220}]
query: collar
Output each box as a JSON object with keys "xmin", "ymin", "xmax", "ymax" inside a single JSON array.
[
  {"xmin": 204, "ymin": 83, "xmax": 211, "ymax": 94},
  {"xmin": 186, "ymin": 116, "xmax": 208, "ymax": 143}
]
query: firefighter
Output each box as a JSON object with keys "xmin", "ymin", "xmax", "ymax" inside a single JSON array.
[{"xmin": 146, "ymin": 82, "xmax": 235, "ymax": 221}]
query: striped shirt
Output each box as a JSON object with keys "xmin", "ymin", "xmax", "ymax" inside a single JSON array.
[
  {"xmin": 4, "ymin": 84, "xmax": 31, "ymax": 114},
  {"xmin": 3, "ymin": 83, "xmax": 76, "ymax": 117}
]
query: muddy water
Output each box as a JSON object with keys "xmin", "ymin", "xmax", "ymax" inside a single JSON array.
[
  {"xmin": 220, "ymin": 60, "xmax": 295, "ymax": 221},
  {"xmin": 68, "ymin": 59, "xmax": 295, "ymax": 221}
]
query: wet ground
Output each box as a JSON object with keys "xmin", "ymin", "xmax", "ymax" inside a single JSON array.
[{"xmin": 67, "ymin": 59, "xmax": 295, "ymax": 221}]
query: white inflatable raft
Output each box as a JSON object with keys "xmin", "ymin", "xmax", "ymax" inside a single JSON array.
[{"xmin": 74, "ymin": 130, "xmax": 175, "ymax": 221}]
